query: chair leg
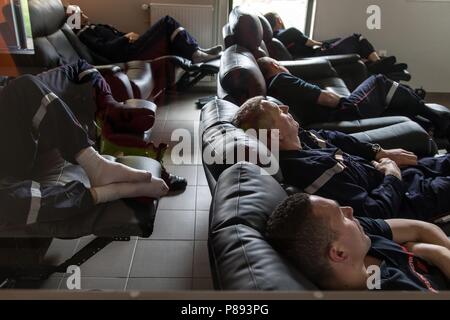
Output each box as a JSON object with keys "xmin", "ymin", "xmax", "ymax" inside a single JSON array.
[{"xmin": 0, "ymin": 237, "xmax": 130, "ymax": 288}]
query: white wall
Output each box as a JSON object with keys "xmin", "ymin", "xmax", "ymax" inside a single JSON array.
[
  {"xmin": 313, "ymin": 0, "xmax": 450, "ymax": 92},
  {"xmin": 70, "ymin": 0, "xmax": 214, "ymax": 34}
]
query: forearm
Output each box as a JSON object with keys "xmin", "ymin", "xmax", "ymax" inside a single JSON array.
[
  {"xmin": 434, "ymin": 247, "xmax": 450, "ymax": 279},
  {"xmin": 318, "ymin": 130, "xmax": 376, "ymax": 160},
  {"xmin": 416, "ymin": 223, "xmax": 450, "ymax": 249},
  {"xmin": 408, "ymin": 244, "xmax": 450, "ymax": 280},
  {"xmin": 306, "ymin": 39, "xmax": 322, "ymax": 47},
  {"xmin": 317, "ymin": 91, "xmax": 341, "ymax": 108},
  {"xmin": 388, "ymin": 219, "xmax": 450, "ymax": 249}
]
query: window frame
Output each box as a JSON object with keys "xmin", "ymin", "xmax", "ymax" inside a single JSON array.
[{"xmin": 229, "ymin": 0, "xmax": 316, "ymax": 37}]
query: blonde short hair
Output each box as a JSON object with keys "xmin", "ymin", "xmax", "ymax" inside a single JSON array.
[{"xmin": 232, "ymin": 96, "xmax": 274, "ymax": 131}]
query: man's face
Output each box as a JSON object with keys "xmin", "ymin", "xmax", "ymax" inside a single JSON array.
[
  {"xmin": 261, "ymin": 100, "xmax": 299, "ymax": 145},
  {"xmin": 310, "ymin": 196, "xmax": 371, "ymax": 262},
  {"xmin": 269, "ymin": 60, "xmax": 290, "ymax": 75}
]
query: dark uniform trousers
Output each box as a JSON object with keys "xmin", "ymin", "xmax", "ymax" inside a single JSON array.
[
  {"xmin": 78, "ymin": 16, "xmax": 200, "ymax": 63},
  {"xmin": 275, "ymin": 28, "xmax": 375, "ymax": 59},
  {"xmin": 0, "ymin": 74, "xmax": 96, "ymax": 229},
  {"xmin": 339, "ymin": 75, "xmax": 447, "ymax": 133},
  {"xmin": 268, "ymin": 72, "xmax": 447, "ymax": 132}
]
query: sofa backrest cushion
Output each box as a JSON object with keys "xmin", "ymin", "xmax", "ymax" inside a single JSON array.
[
  {"xmin": 209, "ymin": 162, "xmax": 317, "ymax": 290},
  {"xmin": 219, "ymin": 45, "xmax": 267, "ymax": 105},
  {"xmin": 229, "ymin": 7, "xmax": 263, "ymax": 53},
  {"xmin": 201, "ymin": 100, "xmax": 282, "ymax": 184}
]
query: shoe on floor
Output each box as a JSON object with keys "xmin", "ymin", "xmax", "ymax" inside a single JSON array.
[{"xmin": 161, "ymin": 170, "xmax": 188, "ymax": 192}]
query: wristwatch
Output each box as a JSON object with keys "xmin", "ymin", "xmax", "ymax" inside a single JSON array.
[{"xmin": 371, "ymin": 143, "xmax": 382, "ymax": 157}]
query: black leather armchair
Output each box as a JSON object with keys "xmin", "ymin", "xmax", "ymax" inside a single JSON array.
[{"xmin": 0, "ymin": 0, "xmax": 154, "ymax": 101}]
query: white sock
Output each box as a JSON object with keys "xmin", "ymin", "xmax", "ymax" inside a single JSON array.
[
  {"xmin": 92, "ymin": 177, "xmax": 169, "ymax": 204},
  {"xmin": 76, "ymin": 147, "xmax": 152, "ymax": 187}
]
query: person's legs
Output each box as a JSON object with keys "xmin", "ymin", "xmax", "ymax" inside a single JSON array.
[
  {"xmin": 339, "ymin": 75, "xmax": 388, "ymax": 119},
  {"xmin": 275, "ymin": 27, "xmax": 315, "ymax": 57},
  {"xmin": 340, "ymin": 74, "xmax": 450, "ymax": 134},
  {"xmin": 316, "ymin": 34, "xmax": 377, "ymax": 59},
  {"xmin": 129, "ymin": 15, "xmax": 220, "ymax": 62},
  {"xmin": 0, "ymin": 178, "xmax": 96, "ymax": 226},
  {"xmin": 383, "ymin": 77, "xmax": 450, "ymax": 134},
  {"xmin": 43, "ymin": 60, "xmax": 185, "ymax": 192},
  {"xmin": 0, "ymin": 74, "xmax": 93, "ymax": 179}
]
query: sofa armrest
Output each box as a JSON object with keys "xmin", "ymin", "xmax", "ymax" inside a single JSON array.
[
  {"xmin": 104, "ymin": 99, "xmax": 157, "ymax": 135},
  {"xmin": 350, "ymin": 121, "xmax": 437, "ymax": 157},
  {"xmin": 314, "ymin": 54, "xmax": 361, "ymax": 66},
  {"xmin": 94, "ymin": 64, "xmax": 122, "ymax": 73},
  {"xmin": 280, "ymin": 59, "xmax": 337, "ymax": 79},
  {"xmin": 95, "ymin": 64, "xmax": 135, "ymax": 102},
  {"xmin": 306, "ymin": 116, "xmax": 412, "ymax": 134}
]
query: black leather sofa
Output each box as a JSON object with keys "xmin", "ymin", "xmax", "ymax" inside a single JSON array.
[{"xmin": 200, "ymin": 99, "xmax": 448, "ymax": 290}]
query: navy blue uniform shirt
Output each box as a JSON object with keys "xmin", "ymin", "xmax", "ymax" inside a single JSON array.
[
  {"xmin": 358, "ymin": 217, "xmax": 449, "ymax": 291},
  {"xmin": 78, "ymin": 24, "xmax": 130, "ymax": 62},
  {"xmin": 280, "ymin": 129, "xmax": 450, "ymax": 221}
]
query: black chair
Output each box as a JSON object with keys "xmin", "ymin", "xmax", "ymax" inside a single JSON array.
[{"xmin": 0, "ymin": 0, "xmax": 220, "ymax": 102}]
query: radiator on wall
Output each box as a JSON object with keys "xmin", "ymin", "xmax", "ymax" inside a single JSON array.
[{"xmin": 147, "ymin": 3, "xmax": 215, "ymax": 48}]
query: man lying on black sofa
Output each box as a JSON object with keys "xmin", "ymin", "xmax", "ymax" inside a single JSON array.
[
  {"xmin": 68, "ymin": 5, "xmax": 222, "ymax": 64},
  {"xmin": 257, "ymin": 57, "xmax": 448, "ymax": 139},
  {"xmin": 232, "ymin": 96, "xmax": 450, "ymax": 221},
  {"xmin": 266, "ymin": 193, "xmax": 450, "ymax": 291},
  {"xmin": 0, "ymin": 74, "xmax": 169, "ymax": 225},
  {"xmin": 263, "ymin": 12, "xmax": 407, "ymax": 76}
]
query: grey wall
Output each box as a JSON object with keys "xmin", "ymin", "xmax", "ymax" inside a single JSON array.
[{"xmin": 313, "ymin": 0, "xmax": 450, "ymax": 92}]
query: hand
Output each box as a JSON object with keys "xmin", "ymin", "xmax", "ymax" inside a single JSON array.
[
  {"xmin": 376, "ymin": 148, "xmax": 418, "ymax": 168},
  {"xmin": 371, "ymin": 158, "xmax": 402, "ymax": 180},
  {"xmin": 125, "ymin": 32, "xmax": 140, "ymax": 43},
  {"xmin": 404, "ymin": 242, "xmax": 450, "ymax": 280},
  {"xmin": 404, "ymin": 242, "xmax": 445, "ymax": 265}
]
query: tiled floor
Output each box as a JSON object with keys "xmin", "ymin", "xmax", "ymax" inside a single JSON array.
[{"xmin": 40, "ymin": 85, "xmax": 215, "ymax": 291}]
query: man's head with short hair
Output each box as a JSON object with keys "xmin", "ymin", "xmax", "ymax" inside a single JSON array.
[
  {"xmin": 231, "ymin": 96, "xmax": 272, "ymax": 131},
  {"xmin": 257, "ymin": 57, "xmax": 290, "ymax": 81},
  {"xmin": 232, "ymin": 97, "xmax": 300, "ymax": 151},
  {"xmin": 266, "ymin": 194, "xmax": 372, "ymax": 290},
  {"xmin": 264, "ymin": 12, "xmax": 284, "ymax": 31},
  {"xmin": 65, "ymin": 4, "xmax": 90, "ymax": 27}
]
